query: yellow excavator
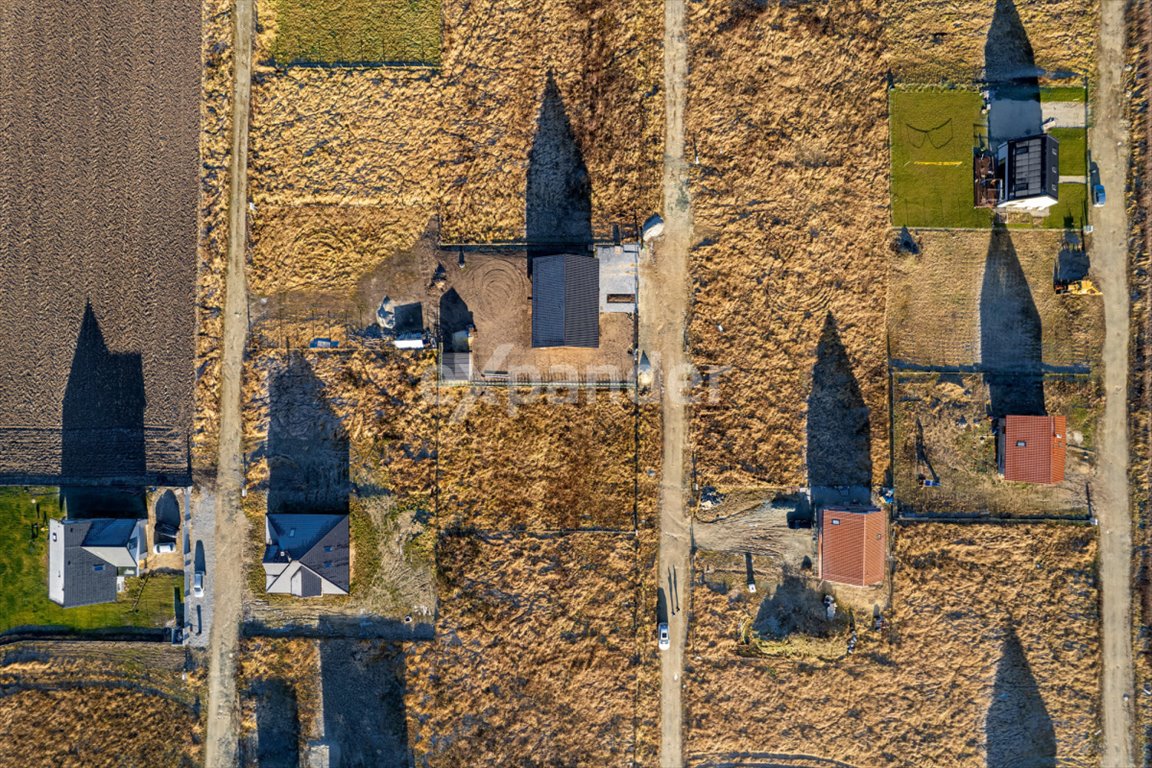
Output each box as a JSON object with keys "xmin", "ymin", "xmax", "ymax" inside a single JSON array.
[{"xmin": 1054, "ymin": 278, "xmax": 1101, "ymax": 296}]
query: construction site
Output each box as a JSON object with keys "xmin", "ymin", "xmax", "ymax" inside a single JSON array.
[{"xmin": 1, "ymin": 0, "xmax": 1150, "ymax": 766}]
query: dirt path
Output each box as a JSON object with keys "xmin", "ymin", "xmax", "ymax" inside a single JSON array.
[
  {"xmin": 203, "ymin": 0, "xmax": 254, "ymax": 764},
  {"xmin": 652, "ymin": 0, "xmax": 692, "ymax": 761},
  {"xmin": 1090, "ymin": 2, "xmax": 1134, "ymax": 765}
]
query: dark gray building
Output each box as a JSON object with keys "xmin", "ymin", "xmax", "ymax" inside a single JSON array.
[
  {"xmin": 531, "ymin": 253, "xmax": 599, "ymax": 348},
  {"xmin": 996, "ymin": 134, "xmax": 1060, "ymax": 211},
  {"xmin": 263, "ymin": 514, "xmax": 350, "ymax": 597}
]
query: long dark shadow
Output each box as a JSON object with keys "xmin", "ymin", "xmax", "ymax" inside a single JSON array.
[
  {"xmin": 979, "ymin": 221, "xmax": 1044, "ymax": 417},
  {"xmin": 320, "ymin": 639, "xmax": 412, "ymax": 767},
  {"xmin": 526, "ymin": 73, "xmax": 592, "ymax": 259},
  {"xmin": 60, "ymin": 302, "xmax": 147, "ymax": 517},
  {"xmin": 806, "ymin": 312, "xmax": 872, "ymax": 492},
  {"xmin": 253, "ymin": 678, "xmax": 300, "ymax": 768},
  {"xmin": 267, "ymin": 353, "xmax": 350, "ymax": 516},
  {"xmin": 984, "ymin": 0, "xmax": 1042, "ymax": 143},
  {"xmin": 986, "ymin": 624, "xmax": 1056, "ymax": 768}
]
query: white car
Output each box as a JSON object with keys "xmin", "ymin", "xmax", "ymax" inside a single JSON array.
[
  {"xmin": 658, "ymin": 622, "xmax": 670, "ymax": 651},
  {"xmin": 153, "ymin": 540, "xmax": 176, "ymax": 554},
  {"xmin": 192, "ymin": 570, "xmax": 204, "ymax": 598}
]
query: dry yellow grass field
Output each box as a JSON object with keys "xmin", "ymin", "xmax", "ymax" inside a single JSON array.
[
  {"xmin": 194, "ymin": 0, "xmax": 237, "ymax": 468},
  {"xmin": 687, "ymin": 1, "xmax": 890, "ymax": 490},
  {"xmin": 405, "ymin": 531, "xmax": 659, "ymax": 766},
  {"xmin": 685, "ymin": 523, "xmax": 1101, "ymax": 767},
  {"xmin": 246, "ymin": 0, "xmax": 663, "ymax": 297},
  {"xmin": 883, "ymin": 0, "xmax": 1099, "ymax": 83},
  {"xmin": 0, "ymin": 642, "xmax": 202, "ymax": 768},
  {"xmin": 437, "ymin": 388, "xmax": 660, "ymax": 531},
  {"xmin": 889, "ymin": 229, "xmax": 1104, "ymax": 369}
]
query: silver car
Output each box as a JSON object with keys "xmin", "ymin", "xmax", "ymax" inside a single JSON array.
[
  {"xmin": 658, "ymin": 622, "xmax": 670, "ymax": 651},
  {"xmin": 192, "ymin": 570, "xmax": 204, "ymax": 598}
]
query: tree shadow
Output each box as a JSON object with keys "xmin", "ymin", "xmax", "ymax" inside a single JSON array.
[
  {"xmin": 267, "ymin": 354, "xmax": 350, "ymax": 516},
  {"xmin": 526, "ymin": 73, "xmax": 592, "ymax": 258},
  {"xmin": 155, "ymin": 489, "xmax": 181, "ymax": 539},
  {"xmin": 252, "ymin": 678, "xmax": 299, "ymax": 768},
  {"xmin": 319, "ymin": 639, "xmax": 411, "ymax": 768},
  {"xmin": 60, "ymin": 303, "xmax": 147, "ymax": 514},
  {"xmin": 806, "ymin": 313, "xmax": 872, "ymax": 491},
  {"xmin": 986, "ymin": 624, "xmax": 1056, "ymax": 768},
  {"xmin": 984, "ymin": 0, "xmax": 1042, "ymax": 143},
  {"xmin": 980, "ymin": 221, "xmax": 1045, "ymax": 417}
]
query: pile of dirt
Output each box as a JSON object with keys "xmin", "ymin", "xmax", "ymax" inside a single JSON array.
[
  {"xmin": 685, "ymin": 523, "xmax": 1101, "ymax": 767},
  {"xmin": 686, "ymin": 1, "xmax": 890, "ymax": 489},
  {"xmin": 246, "ymin": 0, "xmax": 663, "ymax": 296},
  {"xmin": 437, "ymin": 388, "xmax": 660, "ymax": 531},
  {"xmin": 883, "ymin": 0, "xmax": 1098, "ymax": 83},
  {"xmin": 405, "ymin": 530, "xmax": 659, "ymax": 766}
]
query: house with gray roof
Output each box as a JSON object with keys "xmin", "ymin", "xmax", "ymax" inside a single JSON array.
[
  {"xmin": 48, "ymin": 517, "xmax": 146, "ymax": 607},
  {"xmin": 995, "ymin": 134, "xmax": 1059, "ymax": 212},
  {"xmin": 263, "ymin": 514, "xmax": 350, "ymax": 597},
  {"xmin": 531, "ymin": 253, "xmax": 599, "ymax": 348}
]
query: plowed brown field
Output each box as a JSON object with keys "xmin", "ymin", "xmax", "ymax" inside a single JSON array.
[{"xmin": 0, "ymin": 2, "xmax": 200, "ymax": 482}]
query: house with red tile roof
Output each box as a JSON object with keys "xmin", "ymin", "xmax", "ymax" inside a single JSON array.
[
  {"xmin": 998, "ymin": 415, "xmax": 1066, "ymax": 484},
  {"xmin": 818, "ymin": 507, "xmax": 887, "ymax": 587}
]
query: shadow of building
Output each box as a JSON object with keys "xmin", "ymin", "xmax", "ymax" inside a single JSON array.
[
  {"xmin": 526, "ymin": 73, "xmax": 592, "ymax": 259},
  {"xmin": 984, "ymin": 0, "xmax": 1042, "ymax": 143},
  {"xmin": 986, "ymin": 624, "xmax": 1056, "ymax": 768},
  {"xmin": 320, "ymin": 639, "xmax": 412, "ymax": 767},
  {"xmin": 438, "ymin": 288, "xmax": 473, "ymax": 348},
  {"xmin": 267, "ymin": 354, "xmax": 350, "ymax": 516},
  {"xmin": 807, "ymin": 313, "xmax": 872, "ymax": 494},
  {"xmin": 252, "ymin": 679, "xmax": 300, "ymax": 768},
  {"xmin": 980, "ymin": 221, "xmax": 1045, "ymax": 417},
  {"xmin": 60, "ymin": 302, "xmax": 147, "ymax": 517}
]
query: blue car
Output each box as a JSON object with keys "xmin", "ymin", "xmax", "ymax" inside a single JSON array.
[{"xmin": 1093, "ymin": 183, "xmax": 1106, "ymax": 207}]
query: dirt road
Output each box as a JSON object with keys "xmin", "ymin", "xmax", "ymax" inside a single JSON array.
[
  {"xmin": 653, "ymin": 0, "xmax": 692, "ymax": 761},
  {"xmin": 1091, "ymin": 2, "xmax": 1134, "ymax": 765},
  {"xmin": 203, "ymin": 0, "xmax": 254, "ymax": 764}
]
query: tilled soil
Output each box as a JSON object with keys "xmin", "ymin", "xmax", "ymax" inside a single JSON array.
[{"xmin": 0, "ymin": 2, "xmax": 200, "ymax": 482}]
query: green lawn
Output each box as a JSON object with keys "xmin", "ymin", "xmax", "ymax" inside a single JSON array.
[
  {"xmin": 272, "ymin": 0, "xmax": 442, "ymax": 66},
  {"xmin": 890, "ymin": 89, "xmax": 993, "ymax": 229},
  {"xmin": 891, "ymin": 88, "xmax": 1086, "ymax": 230},
  {"xmin": 0, "ymin": 488, "xmax": 178, "ymax": 633},
  {"xmin": 1049, "ymin": 127, "xmax": 1088, "ymax": 177},
  {"xmin": 1043, "ymin": 183, "xmax": 1088, "ymax": 230},
  {"xmin": 1039, "ymin": 85, "xmax": 1088, "ymax": 104}
]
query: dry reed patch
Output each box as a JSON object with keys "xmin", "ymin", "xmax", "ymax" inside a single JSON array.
[
  {"xmin": 883, "ymin": 0, "xmax": 1098, "ymax": 84},
  {"xmin": 247, "ymin": 0, "xmax": 662, "ymax": 294},
  {"xmin": 686, "ymin": 1, "xmax": 890, "ymax": 490},
  {"xmin": 406, "ymin": 530, "xmax": 658, "ymax": 766},
  {"xmin": 238, "ymin": 637, "xmax": 323, "ymax": 766},
  {"xmin": 437, "ymin": 387, "xmax": 660, "ymax": 531},
  {"xmin": 686, "ymin": 523, "xmax": 1100, "ymax": 767},
  {"xmin": 0, "ymin": 642, "xmax": 202, "ymax": 767}
]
